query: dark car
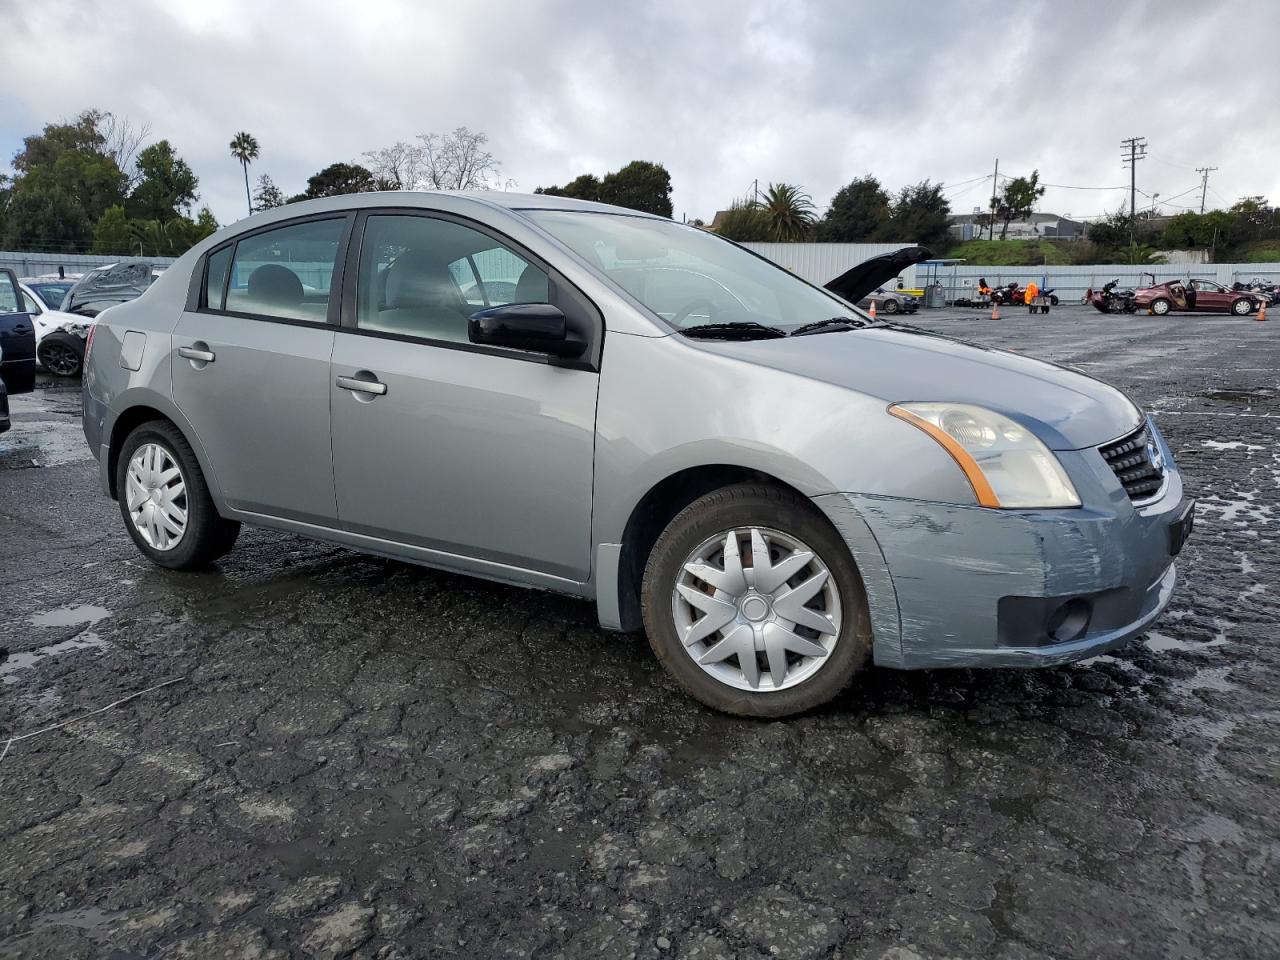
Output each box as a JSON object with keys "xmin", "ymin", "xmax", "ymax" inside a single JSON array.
[
  {"xmin": 825, "ymin": 247, "xmax": 931, "ymax": 315},
  {"xmin": 1134, "ymin": 277, "xmax": 1257, "ymax": 316},
  {"xmin": 0, "ymin": 269, "xmax": 37, "ymax": 427}
]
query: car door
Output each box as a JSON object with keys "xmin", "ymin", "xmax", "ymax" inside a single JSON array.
[
  {"xmin": 171, "ymin": 214, "xmax": 353, "ymax": 525},
  {"xmin": 0, "ymin": 270, "xmax": 36, "ymax": 395},
  {"xmin": 328, "ymin": 211, "xmax": 600, "ymax": 584},
  {"xmin": 1192, "ymin": 280, "xmax": 1230, "ymax": 311}
]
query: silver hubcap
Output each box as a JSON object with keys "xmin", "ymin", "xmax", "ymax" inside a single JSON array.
[
  {"xmin": 125, "ymin": 443, "xmax": 188, "ymax": 551},
  {"xmin": 672, "ymin": 527, "xmax": 842, "ymax": 692}
]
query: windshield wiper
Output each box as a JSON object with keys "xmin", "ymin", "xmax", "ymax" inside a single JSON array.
[
  {"xmin": 680, "ymin": 322, "xmax": 787, "ymax": 340},
  {"xmin": 789, "ymin": 316, "xmax": 882, "ymax": 337}
]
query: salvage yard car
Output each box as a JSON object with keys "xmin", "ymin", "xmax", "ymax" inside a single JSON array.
[
  {"xmin": 34, "ymin": 262, "xmax": 162, "ymax": 377},
  {"xmin": 1135, "ymin": 277, "xmax": 1258, "ymax": 316},
  {"xmin": 1, "ymin": 269, "xmax": 36, "ymax": 411},
  {"xmin": 83, "ymin": 193, "xmax": 1194, "ymax": 716}
]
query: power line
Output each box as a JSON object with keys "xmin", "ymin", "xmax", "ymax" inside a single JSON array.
[
  {"xmin": 1120, "ymin": 136, "xmax": 1148, "ymax": 228},
  {"xmin": 1196, "ymin": 166, "xmax": 1219, "ymax": 214}
]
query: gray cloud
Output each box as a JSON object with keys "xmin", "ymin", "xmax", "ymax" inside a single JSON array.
[{"xmin": 7, "ymin": 0, "xmax": 1279, "ymax": 227}]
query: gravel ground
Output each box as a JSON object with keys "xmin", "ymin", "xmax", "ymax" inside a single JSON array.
[{"xmin": 0, "ymin": 305, "xmax": 1277, "ymax": 959}]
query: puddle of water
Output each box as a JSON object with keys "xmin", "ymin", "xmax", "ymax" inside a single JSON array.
[
  {"xmin": 29, "ymin": 604, "xmax": 110, "ymax": 628},
  {"xmin": 1202, "ymin": 440, "xmax": 1265, "ymax": 451},
  {"xmin": 1, "ymin": 632, "xmax": 109, "ymax": 684},
  {"xmin": 1143, "ymin": 631, "xmax": 1226, "ymax": 653},
  {"xmin": 1200, "ymin": 388, "xmax": 1275, "ymax": 404},
  {"xmin": 30, "ymin": 906, "xmax": 126, "ymax": 936}
]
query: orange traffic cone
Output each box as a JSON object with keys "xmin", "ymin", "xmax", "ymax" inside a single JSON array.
[
  {"xmin": 990, "ymin": 301, "xmax": 1000, "ymax": 320},
  {"xmin": 868, "ymin": 299, "xmax": 877, "ymax": 319},
  {"xmin": 1257, "ymin": 300, "xmax": 1268, "ymax": 322}
]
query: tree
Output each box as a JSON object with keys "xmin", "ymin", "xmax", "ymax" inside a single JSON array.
[
  {"xmin": 252, "ymin": 174, "xmax": 286, "ymax": 210},
  {"xmin": 418, "ymin": 127, "xmax": 503, "ymax": 190},
  {"xmin": 4, "ymin": 111, "xmax": 129, "ymax": 250},
  {"xmin": 713, "ymin": 200, "xmax": 771, "ymax": 242},
  {"xmin": 598, "ymin": 161, "xmax": 673, "ymax": 217},
  {"xmin": 127, "ymin": 140, "xmax": 198, "ymax": 222},
  {"xmin": 194, "ymin": 207, "xmax": 219, "ymax": 238},
  {"xmin": 887, "ymin": 180, "xmax": 951, "ymax": 251},
  {"xmin": 96, "ymin": 111, "xmax": 152, "ymax": 188},
  {"xmin": 535, "ymin": 173, "xmax": 602, "ymax": 201},
  {"xmin": 996, "ymin": 170, "xmax": 1045, "ymax": 239},
  {"xmin": 91, "ymin": 204, "xmax": 134, "ymax": 254},
  {"xmin": 816, "ymin": 176, "xmax": 892, "ymax": 241},
  {"xmin": 362, "ymin": 142, "xmax": 424, "ymax": 190},
  {"xmin": 757, "ymin": 182, "xmax": 815, "ymax": 241},
  {"xmin": 229, "ymin": 132, "xmax": 260, "ymax": 216},
  {"xmin": 302, "ymin": 162, "xmax": 377, "ymax": 198}
]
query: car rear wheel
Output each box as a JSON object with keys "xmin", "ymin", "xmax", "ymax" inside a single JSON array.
[
  {"xmin": 641, "ymin": 483, "xmax": 871, "ymax": 717},
  {"xmin": 37, "ymin": 333, "xmax": 84, "ymax": 377},
  {"xmin": 115, "ymin": 421, "xmax": 240, "ymax": 570},
  {"xmin": 1231, "ymin": 298, "xmax": 1253, "ymax": 316},
  {"xmin": 1151, "ymin": 298, "xmax": 1172, "ymax": 316}
]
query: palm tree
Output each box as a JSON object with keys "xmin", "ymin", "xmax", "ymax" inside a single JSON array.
[
  {"xmin": 760, "ymin": 183, "xmax": 816, "ymax": 241},
  {"xmin": 229, "ymin": 132, "xmax": 260, "ymax": 215}
]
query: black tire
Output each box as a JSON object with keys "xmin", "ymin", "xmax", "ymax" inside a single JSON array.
[
  {"xmin": 1049, "ymin": 295, "xmax": 1060, "ymax": 306},
  {"xmin": 640, "ymin": 483, "xmax": 872, "ymax": 717},
  {"xmin": 1151, "ymin": 298, "xmax": 1172, "ymax": 316},
  {"xmin": 37, "ymin": 333, "xmax": 84, "ymax": 377},
  {"xmin": 115, "ymin": 420, "xmax": 240, "ymax": 570},
  {"xmin": 881, "ymin": 298, "xmax": 900, "ymax": 315},
  {"xmin": 1231, "ymin": 298, "xmax": 1253, "ymax": 316}
]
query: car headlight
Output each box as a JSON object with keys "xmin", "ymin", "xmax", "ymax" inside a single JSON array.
[{"xmin": 888, "ymin": 402, "xmax": 1080, "ymax": 508}]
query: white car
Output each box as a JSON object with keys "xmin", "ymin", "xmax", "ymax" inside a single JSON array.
[{"xmin": 20, "ymin": 277, "xmax": 77, "ymax": 340}]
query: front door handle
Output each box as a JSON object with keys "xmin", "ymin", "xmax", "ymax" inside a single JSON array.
[
  {"xmin": 336, "ymin": 375, "xmax": 387, "ymax": 396},
  {"xmin": 178, "ymin": 345, "xmax": 216, "ymax": 363}
]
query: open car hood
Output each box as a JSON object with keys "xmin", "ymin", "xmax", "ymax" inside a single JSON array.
[
  {"xmin": 65, "ymin": 261, "xmax": 155, "ymax": 313},
  {"xmin": 823, "ymin": 246, "xmax": 932, "ymax": 302}
]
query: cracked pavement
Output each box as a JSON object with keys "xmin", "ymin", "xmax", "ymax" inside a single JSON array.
[{"xmin": 0, "ymin": 306, "xmax": 1277, "ymax": 959}]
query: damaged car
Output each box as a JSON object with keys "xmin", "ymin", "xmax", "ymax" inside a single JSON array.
[
  {"xmin": 1134, "ymin": 276, "xmax": 1258, "ymax": 316},
  {"xmin": 84, "ymin": 195, "xmax": 1192, "ymax": 717},
  {"xmin": 36, "ymin": 261, "xmax": 162, "ymax": 377}
]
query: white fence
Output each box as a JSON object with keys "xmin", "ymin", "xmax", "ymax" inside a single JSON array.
[
  {"xmin": 0, "ymin": 250, "xmax": 179, "ymax": 279},
  {"xmin": 740, "ymin": 242, "xmax": 915, "ymax": 286}
]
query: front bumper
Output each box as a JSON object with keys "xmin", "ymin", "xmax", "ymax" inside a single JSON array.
[{"xmin": 814, "ymin": 423, "xmax": 1189, "ymax": 670}]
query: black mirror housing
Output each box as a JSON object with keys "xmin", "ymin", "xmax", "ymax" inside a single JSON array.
[{"xmin": 468, "ymin": 303, "xmax": 585, "ymax": 358}]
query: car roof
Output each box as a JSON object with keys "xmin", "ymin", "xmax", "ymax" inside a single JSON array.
[{"xmin": 247, "ymin": 190, "xmax": 665, "ymax": 221}]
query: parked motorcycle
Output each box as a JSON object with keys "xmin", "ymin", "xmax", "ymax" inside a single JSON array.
[
  {"xmin": 1233, "ymin": 278, "xmax": 1280, "ymax": 306},
  {"xmin": 1086, "ymin": 279, "xmax": 1138, "ymax": 315},
  {"xmin": 990, "ymin": 282, "xmax": 1060, "ymax": 306}
]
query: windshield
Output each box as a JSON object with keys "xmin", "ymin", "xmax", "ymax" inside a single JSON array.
[
  {"xmin": 526, "ymin": 210, "xmax": 863, "ymax": 332},
  {"xmin": 28, "ymin": 281, "xmax": 73, "ymax": 310}
]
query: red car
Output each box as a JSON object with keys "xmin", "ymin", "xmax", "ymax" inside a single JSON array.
[{"xmin": 1134, "ymin": 278, "xmax": 1257, "ymax": 316}]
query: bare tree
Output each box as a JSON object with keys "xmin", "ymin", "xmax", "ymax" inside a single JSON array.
[
  {"xmin": 98, "ymin": 112, "xmax": 153, "ymax": 186},
  {"xmin": 417, "ymin": 127, "xmax": 502, "ymax": 190},
  {"xmin": 362, "ymin": 141, "xmax": 425, "ymax": 190}
]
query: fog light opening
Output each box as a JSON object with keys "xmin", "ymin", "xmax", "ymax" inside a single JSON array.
[{"xmin": 1046, "ymin": 598, "xmax": 1091, "ymax": 644}]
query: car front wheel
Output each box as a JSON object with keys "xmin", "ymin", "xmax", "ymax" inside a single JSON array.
[
  {"xmin": 1231, "ymin": 298, "xmax": 1253, "ymax": 316},
  {"xmin": 881, "ymin": 298, "xmax": 900, "ymax": 314},
  {"xmin": 115, "ymin": 421, "xmax": 241, "ymax": 569},
  {"xmin": 641, "ymin": 484, "xmax": 871, "ymax": 717}
]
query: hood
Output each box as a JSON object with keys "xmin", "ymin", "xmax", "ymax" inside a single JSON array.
[
  {"xmin": 65, "ymin": 261, "xmax": 156, "ymax": 314},
  {"xmin": 824, "ymin": 246, "xmax": 932, "ymax": 302},
  {"xmin": 705, "ymin": 326, "xmax": 1141, "ymax": 450}
]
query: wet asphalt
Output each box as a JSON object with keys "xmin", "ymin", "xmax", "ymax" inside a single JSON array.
[{"xmin": 0, "ymin": 305, "xmax": 1277, "ymax": 959}]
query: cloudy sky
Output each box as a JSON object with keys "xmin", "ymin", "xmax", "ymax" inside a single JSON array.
[{"xmin": 6, "ymin": 0, "xmax": 1278, "ymax": 228}]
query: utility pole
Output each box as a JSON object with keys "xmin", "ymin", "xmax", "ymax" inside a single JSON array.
[
  {"xmin": 1196, "ymin": 166, "xmax": 1218, "ymax": 214},
  {"xmin": 987, "ymin": 159, "xmax": 999, "ymax": 240},
  {"xmin": 1120, "ymin": 136, "xmax": 1147, "ymax": 241}
]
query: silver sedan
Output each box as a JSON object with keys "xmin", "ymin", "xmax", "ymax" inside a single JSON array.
[{"xmin": 82, "ymin": 192, "xmax": 1192, "ymax": 716}]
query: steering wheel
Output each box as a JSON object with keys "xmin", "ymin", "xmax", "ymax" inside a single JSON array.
[{"xmin": 672, "ymin": 298, "xmax": 719, "ymax": 327}]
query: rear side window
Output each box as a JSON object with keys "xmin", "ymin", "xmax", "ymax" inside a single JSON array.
[
  {"xmin": 205, "ymin": 246, "xmax": 232, "ymax": 310},
  {"xmin": 0, "ymin": 275, "xmax": 23, "ymax": 313},
  {"xmin": 225, "ymin": 218, "xmax": 346, "ymax": 322}
]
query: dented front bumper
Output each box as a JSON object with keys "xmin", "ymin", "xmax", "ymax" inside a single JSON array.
[{"xmin": 814, "ymin": 424, "xmax": 1189, "ymax": 670}]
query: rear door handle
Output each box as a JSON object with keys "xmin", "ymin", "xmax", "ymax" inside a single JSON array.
[
  {"xmin": 178, "ymin": 345, "xmax": 216, "ymax": 363},
  {"xmin": 336, "ymin": 375, "xmax": 387, "ymax": 396}
]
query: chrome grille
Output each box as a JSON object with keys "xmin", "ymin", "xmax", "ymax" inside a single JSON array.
[{"xmin": 1099, "ymin": 423, "xmax": 1164, "ymax": 501}]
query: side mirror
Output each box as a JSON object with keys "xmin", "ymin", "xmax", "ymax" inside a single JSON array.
[{"xmin": 468, "ymin": 303, "xmax": 586, "ymax": 358}]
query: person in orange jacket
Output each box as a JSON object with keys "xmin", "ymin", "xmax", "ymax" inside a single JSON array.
[{"xmin": 1023, "ymin": 281, "xmax": 1039, "ymax": 304}]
